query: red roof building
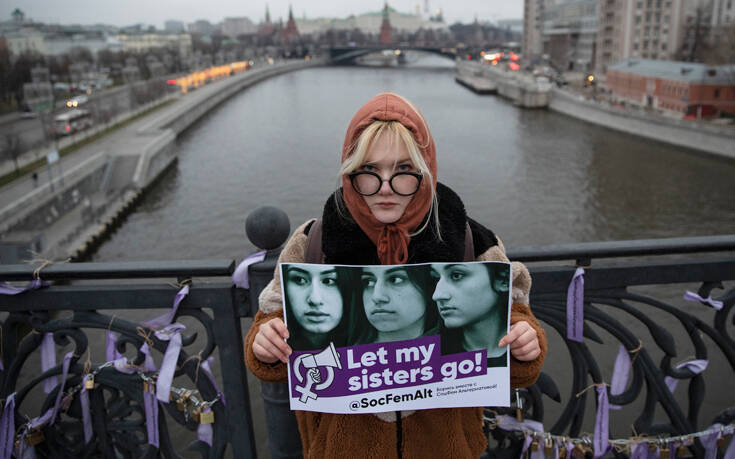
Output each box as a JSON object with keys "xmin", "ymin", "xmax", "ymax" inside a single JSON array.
[{"xmin": 606, "ymin": 59, "xmax": 735, "ymax": 119}]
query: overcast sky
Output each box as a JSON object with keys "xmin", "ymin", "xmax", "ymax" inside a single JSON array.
[{"xmin": 3, "ymin": 1, "xmax": 522, "ymax": 28}]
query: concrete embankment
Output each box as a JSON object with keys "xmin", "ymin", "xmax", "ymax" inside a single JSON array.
[
  {"xmin": 549, "ymin": 88, "xmax": 735, "ymax": 160},
  {"xmin": 455, "ymin": 61, "xmax": 550, "ymax": 107},
  {"xmin": 455, "ymin": 61, "xmax": 497, "ymax": 94},
  {"xmin": 0, "ymin": 59, "xmax": 324, "ymax": 263}
]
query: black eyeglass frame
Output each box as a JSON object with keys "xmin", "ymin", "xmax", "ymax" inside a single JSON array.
[{"xmin": 348, "ymin": 171, "xmax": 424, "ymax": 196}]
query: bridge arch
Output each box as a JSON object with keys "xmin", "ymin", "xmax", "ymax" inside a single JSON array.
[{"xmin": 329, "ymin": 46, "xmax": 458, "ymax": 64}]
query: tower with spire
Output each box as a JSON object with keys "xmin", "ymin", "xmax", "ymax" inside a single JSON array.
[
  {"xmin": 380, "ymin": 2, "xmax": 392, "ymax": 45},
  {"xmin": 283, "ymin": 4, "xmax": 300, "ymax": 43},
  {"xmin": 259, "ymin": 4, "xmax": 274, "ymax": 37}
]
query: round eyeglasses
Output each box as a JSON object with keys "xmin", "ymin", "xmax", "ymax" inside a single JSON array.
[{"xmin": 348, "ymin": 171, "xmax": 423, "ymax": 196}]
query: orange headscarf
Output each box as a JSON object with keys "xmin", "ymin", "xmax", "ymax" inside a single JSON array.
[{"xmin": 341, "ymin": 93, "xmax": 438, "ymax": 265}]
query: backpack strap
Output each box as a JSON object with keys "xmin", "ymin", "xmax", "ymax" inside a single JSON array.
[
  {"xmin": 305, "ymin": 218, "xmax": 324, "ymax": 263},
  {"xmin": 306, "ymin": 218, "xmax": 474, "ymax": 263},
  {"xmin": 463, "ymin": 221, "xmax": 475, "ymax": 262}
]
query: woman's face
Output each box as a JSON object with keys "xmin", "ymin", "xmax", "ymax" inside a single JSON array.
[
  {"xmin": 361, "ymin": 267, "xmax": 426, "ymax": 334},
  {"xmin": 431, "ymin": 264, "xmax": 499, "ymax": 328},
  {"xmin": 285, "ymin": 266, "xmax": 343, "ymax": 334},
  {"xmin": 358, "ymin": 132, "xmax": 416, "ymax": 224}
]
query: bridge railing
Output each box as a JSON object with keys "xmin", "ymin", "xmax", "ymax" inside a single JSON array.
[{"xmin": 1, "ymin": 223, "xmax": 733, "ymax": 458}]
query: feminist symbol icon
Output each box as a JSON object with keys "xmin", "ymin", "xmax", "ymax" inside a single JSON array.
[{"xmin": 293, "ymin": 342, "xmax": 342, "ymax": 403}]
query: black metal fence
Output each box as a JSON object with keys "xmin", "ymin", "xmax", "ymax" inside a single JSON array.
[{"xmin": 0, "ymin": 233, "xmax": 733, "ymax": 458}]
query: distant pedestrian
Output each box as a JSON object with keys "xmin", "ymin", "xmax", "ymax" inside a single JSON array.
[{"xmin": 31, "ymin": 172, "xmax": 38, "ymax": 188}]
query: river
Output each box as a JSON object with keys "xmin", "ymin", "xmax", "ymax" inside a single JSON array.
[{"xmin": 92, "ymin": 55, "xmax": 735, "ymax": 262}]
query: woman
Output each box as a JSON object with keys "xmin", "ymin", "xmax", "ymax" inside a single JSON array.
[
  {"xmin": 245, "ymin": 92, "xmax": 546, "ymax": 458},
  {"xmin": 283, "ymin": 264, "xmax": 357, "ymax": 351},
  {"xmin": 358, "ymin": 264, "xmax": 440, "ymax": 344},
  {"xmin": 431, "ymin": 262, "xmax": 511, "ymax": 366}
]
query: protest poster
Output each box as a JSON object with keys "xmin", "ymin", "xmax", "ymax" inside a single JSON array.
[{"xmin": 281, "ymin": 261, "xmax": 512, "ymax": 414}]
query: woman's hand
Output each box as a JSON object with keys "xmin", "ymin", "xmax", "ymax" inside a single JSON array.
[
  {"xmin": 252, "ymin": 317, "xmax": 292, "ymax": 364},
  {"xmin": 498, "ymin": 321, "xmax": 540, "ymax": 361}
]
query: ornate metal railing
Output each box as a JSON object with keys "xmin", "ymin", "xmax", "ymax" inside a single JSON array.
[
  {"xmin": 493, "ymin": 236, "xmax": 735, "ymax": 458},
  {"xmin": 1, "ymin": 206, "xmax": 733, "ymax": 458}
]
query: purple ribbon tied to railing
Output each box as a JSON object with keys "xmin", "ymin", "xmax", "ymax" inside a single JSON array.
[
  {"xmin": 232, "ymin": 251, "xmax": 266, "ymax": 289},
  {"xmin": 80, "ymin": 374, "xmax": 93, "ymax": 444},
  {"xmin": 683, "ymin": 290, "xmax": 723, "ymax": 311},
  {"xmin": 105, "ymin": 331, "xmax": 123, "ymax": 363},
  {"xmin": 50, "ymin": 352, "xmax": 73, "ymax": 426},
  {"xmin": 143, "ymin": 284, "xmax": 189, "ymax": 330},
  {"xmin": 201, "ymin": 357, "xmax": 225, "ymax": 406},
  {"xmin": 40, "ymin": 333, "xmax": 58, "ymax": 394},
  {"xmin": 0, "ymin": 279, "xmax": 45, "ymax": 296},
  {"xmin": 700, "ymin": 424, "xmax": 726, "ymax": 459},
  {"xmin": 630, "ymin": 442, "xmax": 648, "ymax": 459},
  {"xmin": 154, "ymin": 323, "xmax": 186, "ymax": 403},
  {"xmin": 664, "ymin": 359, "xmax": 708, "ymax": 393},
  {"xmin": 593, "ymin": 386, "xmax": 610, "ymax": 458},
  {"xmin": 610, "ymin": 345, "xmax": 631, "ymax": 410},
  {"xmin": 0, "ymin": 393, "xmax": 16, "ymax": 459},
  {"xmin": 197, "ymin": 407, "xmax": 214, "ymax": 446},
  {"xmin": 143, "ymin": 383, "xmax": 159, "ymax": 448},
  {"xmin": 566, "ymin": 267, "xmax": 585, "ymax": 343}
]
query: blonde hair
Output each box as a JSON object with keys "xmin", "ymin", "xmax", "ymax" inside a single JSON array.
[{"xmin": 336, "ymin": 120, "xmax": 441, "ymax": 239}]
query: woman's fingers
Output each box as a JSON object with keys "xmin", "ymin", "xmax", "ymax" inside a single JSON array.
[
  {"xmin": 498, "ymin": 321, "xmax": 533, "ymax": 347},
  {"xmin": 253, "ymin": 318, "xmax": 292, "ymax": 364},
  {"xmin": 511, "ymin": 339, "xmax": 540, "ymax": 360},
  {"xmin": 499, "ymin": 321, "xmax": 540, "ymax": 361}
]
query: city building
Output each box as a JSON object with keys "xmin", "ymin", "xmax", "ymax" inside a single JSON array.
[
  {"xmin": 4, "ymin": 29, "xmax": 45, "ymax": 55},
  {"xmin": 711, "ymin": 0, "xmax": 734, "ymax": 25},
  {"xmin": 606, "ymin": 58, "xmax": 735, "ymax": 118},
  {"xmin": 595, "ymin": 0, "xmax": 711, "ymax": 76},
  {"xmin": 188, "ymin": 20, "xmax": 218, "ymax": 35},
  {"xmin": 164, "ymin": 20, "xmax": 186, "ymax": 33},
  {"xmin": 115, "ymin": 33, "xmax": 193, "ymax": 56},
  {"xmin": 523, "ymin": 0, "xmax": 550, "ymax": 62},
  {"xmin": 222, "ymin": 17, "xmax": 257, "ymax": 37},
  {"xmin": 43, "ymin": 28, "xmax": 122, "ymax": 56},
  {"xmin": 543, "ymin": 0, "xmax": 598, "ymax": 72}
]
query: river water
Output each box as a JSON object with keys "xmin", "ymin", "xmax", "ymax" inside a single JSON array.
[
  {"xmin": 92, "ymin": 55, "xmax": 735, "ymax": 261},
  {"xmin": 89, "ymin": 55, "xmax": 735, "ymax": 455}
]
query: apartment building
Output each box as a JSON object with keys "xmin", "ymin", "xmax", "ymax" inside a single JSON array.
[
  {"xmin": 523, "ymin": 0, "xmax": 548, "ymax": 61},
  {"xmin": 595, "ymin": 0, "xmax": 711, "ymax": 75},
  {"xmin": 543, "ymin": 0, "xmax": 598, "ymax": 72}
]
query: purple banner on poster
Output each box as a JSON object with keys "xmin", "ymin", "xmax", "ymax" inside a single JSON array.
[{"xmin": 289, "ymin": 335, "xmax": 486, "ymax": 399}]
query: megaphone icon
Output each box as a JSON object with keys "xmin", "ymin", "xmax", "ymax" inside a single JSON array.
[{"xmin": 294, "ymin": 342, "xmax": 342, "ymax": 403}]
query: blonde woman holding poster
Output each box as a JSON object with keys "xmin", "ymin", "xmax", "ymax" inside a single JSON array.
[{"xmin": 244, "ymin": 92, "xmax": 546, "ymax": 458}]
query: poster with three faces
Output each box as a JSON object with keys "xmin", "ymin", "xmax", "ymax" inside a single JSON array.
[{"xmin": 281, "ymin": 261, "xmax": 512, "ymax": 414}]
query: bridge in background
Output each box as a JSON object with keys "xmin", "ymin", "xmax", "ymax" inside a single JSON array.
[{"xmin": 329, "ymin": 45, "xmax": 460, "ymax": 64}]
